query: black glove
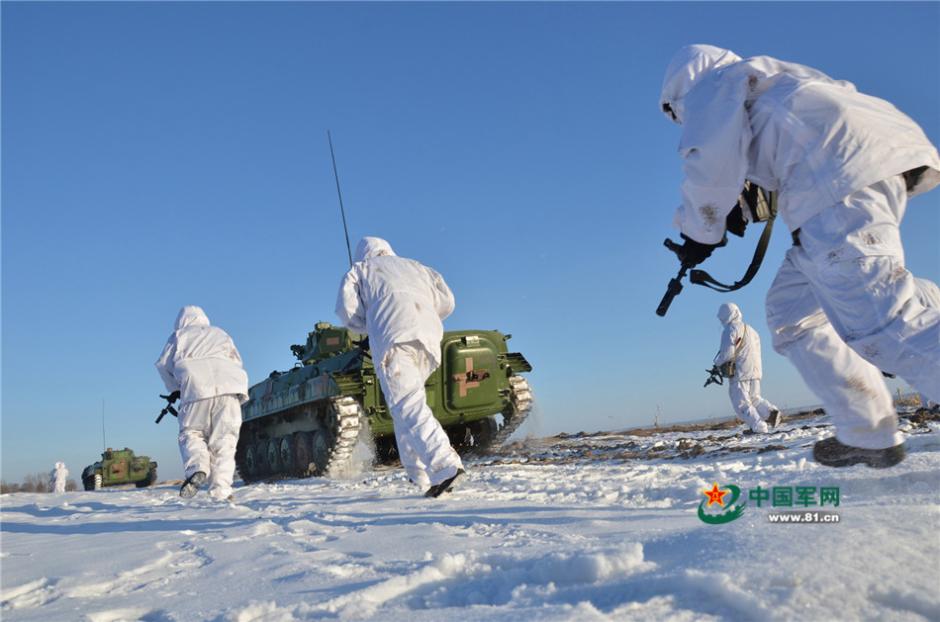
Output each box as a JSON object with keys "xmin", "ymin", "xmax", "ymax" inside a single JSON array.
[
  {"xmin": 678, "ymin": 234, "xmax": 725, "ymax": 267},
  {"xmin": 160, "ymin": 390, "xmax": 181, "ymax": 404}
]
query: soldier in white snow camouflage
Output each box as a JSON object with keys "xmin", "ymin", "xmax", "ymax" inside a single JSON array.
[
  {"xmin": 713, "ymin": 303, "xmax": 781, "ymax": 434},
  {"xmin": 661, "ymin": 44, "xmax": 940, "ymax": 467},
  {"xmin": 156, "ymin": 306, "xmax": 249, "ymax": 500}
]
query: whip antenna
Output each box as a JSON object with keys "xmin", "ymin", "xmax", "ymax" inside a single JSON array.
[
  {"xmin": 101, "ymin": 398, "xmax": 106, "ymax": 452},
  {"xmin": 328, "ymin": 130, "xmax": 353, "ymax": 267}
]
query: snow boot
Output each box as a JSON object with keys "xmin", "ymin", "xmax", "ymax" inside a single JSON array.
[
  {"xmin": 179, "ymin": 471, "xmax": 207, "ymax": 499},
  {"xmin": 425, "ymin": 469, "xmax": 465, "ymax": 498},
  {"xmin": 408, "ymin": 476, "xmax": 431, "ymax": 490},
  {"xmin": 813, "ymin": 437, "xmax": 905, "ymax": 468},
  {"xmin": 766, "ymin": 409, "xmax": 783, "ymax": 429},
  {"xmin": 743, "ymin": 421, "xmax": 769, "ymax": 435}
]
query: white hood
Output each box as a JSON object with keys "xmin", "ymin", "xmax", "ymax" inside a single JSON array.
[
  {"xmin": 354, "ymin": 237, "xmax": 396, "ymax": 262},
  {"xmin": 175, "ymin": 306, "xmax": 210, "ymax": 331},
  {"xmin": 660, "ymin": 44, "xmax": 742, "ymax": 124},
  {"xmin": 156, "ymin": 306, "xmax": 248, "ymax": 404},
  {"xmin": 718, "ymin": 302, "xmax": 742, "ymax": 325}
]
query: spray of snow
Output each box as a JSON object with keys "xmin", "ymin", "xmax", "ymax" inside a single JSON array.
[
  {"xmin": 328, "ymin": 416, "xmax": 376, "ymax": 480},
  {"xmin": 517, "ymin": 394, "xmax": 544, "ymax": 442}
]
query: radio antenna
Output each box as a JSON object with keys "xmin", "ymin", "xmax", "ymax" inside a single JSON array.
[{"xmin": 327, "ymin": 130, "xmax": 353, "ymax": 267}]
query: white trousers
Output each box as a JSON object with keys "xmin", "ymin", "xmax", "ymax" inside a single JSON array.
[
  {"xmin": 766, "ymin": 176, "xmax": 940, "ymax": 449},
  {"xmin": 729, "ymin": 378, "xmax": 777, "ymax": 433},
  {"xmin": 178, "ymin": 394, "xmax": 242, "ymax": 499},
  {"xmin": 52, "ymin": 477, "xmax": 67, "ymax": 494},
  {"xmin": 377, "ymin": 342, "xmax": 463, "ymax": 488}
]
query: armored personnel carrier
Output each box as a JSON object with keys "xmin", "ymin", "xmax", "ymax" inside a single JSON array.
[
  {"xmin": 235, "ymin": 322, "xmax": 532, "ymax": 482},
  {"xmin": 81, "ymin": 448, "xmax": 158, "ymax": 490}
]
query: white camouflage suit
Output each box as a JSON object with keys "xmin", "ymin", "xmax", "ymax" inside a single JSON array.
[
  {"xmin": 336, "ymin": 237, "xmax": 463, "ymax": 489},
  {"xmin": 714, "ymin": 303, "xmax": 779, "ymax": 433},
  {"xmin": 662, "ymin": 45, "xmax": 940, "ymax": 451},
  {"xmin": 156, "ymin": 306, "xmax": 249, "ymax": 499},
  {"xmin": 49, "ymin": 462, "xmax": 68, "ymax": 494}
]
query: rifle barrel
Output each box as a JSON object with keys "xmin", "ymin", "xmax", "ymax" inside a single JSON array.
[{"xmin": 656, "ymin": 265, "xmax": 689, "ymax": 317}]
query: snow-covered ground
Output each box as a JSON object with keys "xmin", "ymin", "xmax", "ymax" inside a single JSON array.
[{"xmin": 3, "ymin": 410, "xmax": 939, "ymax": 622}]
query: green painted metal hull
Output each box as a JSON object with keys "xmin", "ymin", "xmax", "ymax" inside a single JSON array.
[
  {"xmin": 81, "ymin": 448, "xmax": 158, "ymax": 490},
  {"xmin": 235, "ymin": 323, "xmax": 532, "ymax": 481}
]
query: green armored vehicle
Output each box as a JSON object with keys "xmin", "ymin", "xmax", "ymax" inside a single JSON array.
[
  {"xmin": 235, "ymin": 322, "xmax": 533, "ymax": 482},
  {"xmin": 82, "ymin": 448, "xmax": 158, "ymax": 490}
]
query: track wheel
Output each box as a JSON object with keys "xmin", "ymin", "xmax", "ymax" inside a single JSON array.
[
  {"xmin": 278, "ymin": 436, "xmax": 294, "ymax": 475},
  {"xmin": 292, "ymin": 432, "xmax": 315, "ymax": 477},
  {"xmin": 266, "ymin": 438, "xmax": 281, "ymax": 475},
  {"xmin": 243, "ymin": 442, "xmax": 259, "ymax": 479},
  {"xmin": 254, "ymin": 439, "xmax": 271, "ymax": 476},
  {"xmin": 311, "ymin": 429, "xmax": 331, "ymax": 475}
]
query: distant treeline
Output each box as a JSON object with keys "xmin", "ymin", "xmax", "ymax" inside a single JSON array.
[{"xmin": 1, "ymin": 472, "xmax": 78, "ymax": 494}]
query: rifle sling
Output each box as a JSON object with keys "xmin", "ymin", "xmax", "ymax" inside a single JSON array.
[{"xmin": 689, "ymin": 215, "xmax": 776, "ymax": 293}]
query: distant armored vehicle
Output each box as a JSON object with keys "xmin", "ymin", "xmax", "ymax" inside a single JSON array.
[
  {"xmin": 81, "ymin": 448, "xmax": 158, "ymax": 490},
  {"xmin": 235, "ymin": 322, "xmax": 533, "ymax": 482}
]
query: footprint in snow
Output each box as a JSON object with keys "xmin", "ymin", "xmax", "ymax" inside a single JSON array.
[
  {"xmin": 64, "ymin": 546, "xmax": 210, "ymax": 600},
  {"xmin": 1, "ymin": 577, "xmax": 58, "ymax": 610},
  {"xmin": 84, "ymin": 607, "xmax": 173, "ymax": 622}
]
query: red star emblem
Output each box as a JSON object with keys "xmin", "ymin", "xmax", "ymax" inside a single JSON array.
[{"xmin": 703, "ymin": 483, "xmax": 728, "ymax": 507}]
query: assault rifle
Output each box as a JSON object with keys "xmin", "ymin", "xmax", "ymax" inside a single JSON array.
[
  {"xmin": 155, "ymin": 391, "xmax": 180, "ymax": 424},
  {"xmin": 656, "ymin": 183, "xmax": 778, "ymax": 317},
  {"xmin": 703, "ymin": 365, "xmax": 724, "ymax": 388},
  {"xmin": 704, "ymin": 361, "xmax": 735, "ymax": 388}
]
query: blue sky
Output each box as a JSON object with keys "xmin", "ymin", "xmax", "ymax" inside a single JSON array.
[{"xmin": 3, "ymin": 2, "xmax": 938, "ymax": 482}]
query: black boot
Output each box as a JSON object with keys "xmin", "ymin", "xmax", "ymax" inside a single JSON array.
[
  {"xmin": 180, "ymin": 471, "xmax": 207, "ymax": 498},
  {"xmin": 766, "ymin": 409, "xmax": 783, "ymax": 429},
  {"xmin": 425, "ymin": 469, "xmax": 465, "ymax": 498},
  {"xmin": 813, "ymin": 437, "xmax": 905, "ymax": 468}
]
